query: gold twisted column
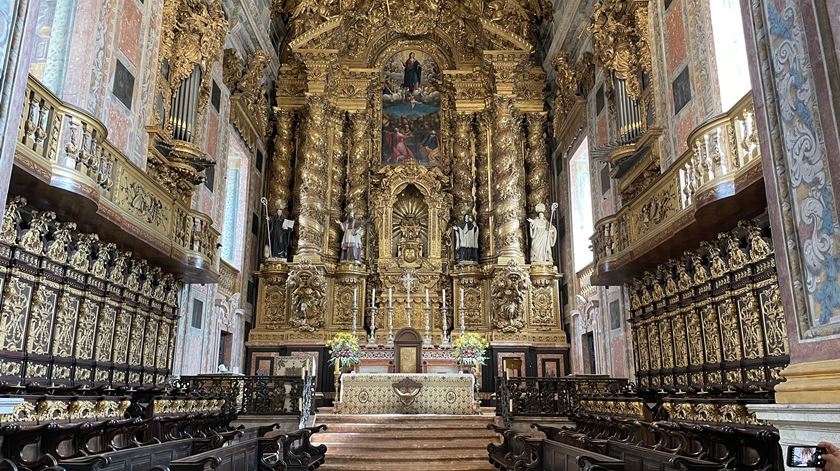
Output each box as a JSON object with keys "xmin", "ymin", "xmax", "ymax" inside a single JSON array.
[
  {"xmin": 452, "ymin": 112, "xmax": 475, "ymax": 220},
  {"xmin": 526, "ymin": 112, "xmax": 550, "ymax": 214},
  {"xmin": 346, "ymin": 110, "xmax": 371, "ymax": 255},
  {"xmin": 295, "ymin": 96, "xmax": 329, "ymax": 259},
  {"xmin": 268, "ymin": 109, "xmax": 296, "ymax": 207},
  {"xmin": 327, "ymin": 111, "xmax": 348, "ymax": 261},
  {"xmin": 475, "ymin": 114, "xmax": 494, "ymax": 263},
  {"xmin": 492, "ymin": 98, "xmax": 526, "ymax": 263}
]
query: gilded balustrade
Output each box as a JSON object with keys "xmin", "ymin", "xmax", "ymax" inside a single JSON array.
[
  {"xmin": 15, "ymin": 75, "xmax": 219, "ymax": 280},
  {"xmin": 591, "ymin": 94, "xmax": 761, "ymax": 277}
]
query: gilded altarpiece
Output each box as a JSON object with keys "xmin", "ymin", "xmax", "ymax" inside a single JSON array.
[{"xmin": 249, "ymin": 1, "xmax": 566, "ymax": 375}]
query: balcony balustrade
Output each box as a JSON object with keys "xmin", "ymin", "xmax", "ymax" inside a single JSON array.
[
  {"xmin": 14, "ymin": 75, "xmax": 219, "ymax": 282},
  {"xmin": 590, "ymin": 93, "xmax": 763, "ymax": 284}
]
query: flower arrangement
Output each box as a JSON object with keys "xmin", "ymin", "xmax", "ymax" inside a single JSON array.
[
  {"xmin": 453, "ymin": 332, "xmax": 489, "ymax": 367},
  {"xmin": 326, "ymin": 332, "xmax": 361, "ymax": 369}
]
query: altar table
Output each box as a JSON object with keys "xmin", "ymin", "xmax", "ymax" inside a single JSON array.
[{"xmin": 337, "ymin": 373, "xmax": 479, "ymax": 414}]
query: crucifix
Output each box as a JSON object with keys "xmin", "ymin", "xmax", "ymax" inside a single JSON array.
[{"xmin": 400, "ymin": 268, "xmax": 418, "ymax": 327}]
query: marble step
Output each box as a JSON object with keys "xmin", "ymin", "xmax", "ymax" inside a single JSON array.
[
  {"xmin": 315, "ymin": 436, "xmax": 494, "ymax": 449},
  {"xmin": 315, "ymin": 421, "xmax": 495, "ymax": 432},
  {"xmin": 325, "ymin": 448, "xmax": 490, "ymax": 460},
  {"xmin": 318, "ymin": 458, "xmax": 495, "ymax": 471},
  {"xmin": 315, "ymin": 427, "xmax": 497, "ymax": 437},
  {"xmin": 315, "ymin": 413, "xmax": 494, "ymax": 423}
]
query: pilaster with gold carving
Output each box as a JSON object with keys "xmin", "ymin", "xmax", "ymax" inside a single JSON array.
[
  {"xmin": 475, "ymin": 114, "xmax": 494, "ymax": 264},
  {"xmin": 451, "ymin": 112, "xmax": 475, "ymax": 222},
  {"xmin": 491, "ymin": 97, "xmax": 526, "ymax": 263},
  {"xmin": 525, "ymin": 112, "xmax": 549, "ymax": 215},
  {"xmin": 327, "ymin": 111, "xmax": 348, "ymax": 261},
  {"xmin": 529, "ymin": 265, "xmax": 565, "ymax": 342},
  {"xmin": 346, "ymin": 110, "xmax": 372, "ymax": 255},
  {"xmin": 295, "ymin": 96, "xmax": 330, "ymax": 260},
  {"xmin": 268, "ymin": 109, "xmax": 297, "ymax": 207}
]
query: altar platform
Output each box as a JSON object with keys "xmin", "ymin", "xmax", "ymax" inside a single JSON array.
[{"xmin": 335, "ymin": 372, "xmax": 480, "ymax": 415}]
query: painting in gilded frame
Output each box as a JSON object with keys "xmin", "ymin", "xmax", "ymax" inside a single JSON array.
[{"xmin": 381, "ymin": 50, "xmax": 442, "ymax": 166}]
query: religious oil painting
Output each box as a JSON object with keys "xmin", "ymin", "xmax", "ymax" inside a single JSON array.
[{"xmin": 381, "ymin": 50, "xmax": 442, "ymax": 166}]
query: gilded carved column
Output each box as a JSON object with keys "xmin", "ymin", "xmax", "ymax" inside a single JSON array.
[
  {"xmin": 268, "ymin": 109, "xmax": 296, "ymax": 206},
  {"xmin": 452, "ymin": 112, "xmax": 475, "ymax": 221},
  {"xmin": 492, "ymin": 98, "xmax": 526, "ymax": 262},
  {"xmin": 475, "ymin": 114, "xmax": 493, "ymax": 263},
  {"xmin": 295, "ymin": 96, "xmax": 330, "ymax": 259},
  {"xmin": 346, "ymin": 110, "xmax": 371, "ymax": 255},
  {"xmin": 526, "ymin": 113, "xmax": 550, "ymax": 213},
  {"xmin": 327, "ymin": 112, "xmax": 348, "ymax": 261}
]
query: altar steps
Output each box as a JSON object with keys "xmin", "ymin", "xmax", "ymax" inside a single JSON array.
[{"xmin": 314, "ymin": 414, "xmax": 498, "ymax": 471}]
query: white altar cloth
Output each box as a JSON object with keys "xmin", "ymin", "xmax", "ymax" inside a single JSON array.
[{"xmin": 337, "ymin": 373, "xmax": 478, "ymax": 414}]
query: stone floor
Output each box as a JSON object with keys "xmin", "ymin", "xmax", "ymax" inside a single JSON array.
[{"xmin": 313, "ymin": 413, "xmax": 499, "ymax": 470}]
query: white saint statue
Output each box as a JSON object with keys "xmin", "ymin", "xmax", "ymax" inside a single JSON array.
[
  {"xmin": 528, "ymin": 203, "xmax": 558, "ymax": 264},
  {"xmin": 453, "ymin": 213, "xmax": 479, "ymax": 262},
  {"xmin": 337, "ymin": 209, "xmax": 368, "ymax": 262}
]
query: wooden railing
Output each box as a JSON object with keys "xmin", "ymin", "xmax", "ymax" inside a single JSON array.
[
  {"xmin": 495, "ymin": 376, "xmax": 631, "ymax": 425},
  {"xmin": 15, "ymin": 75, "xmax": 219, "ymax": 280},
  {"xmin": 591, "ymin": 93, "xmax": 761, "ymax": 278},
  {"xmin": 180, "ymin": 375, "xmax": 315, "ymax": 427}
]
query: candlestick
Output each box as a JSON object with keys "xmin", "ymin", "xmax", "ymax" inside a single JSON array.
[
  {"xmin": 440, "ymin": 299, "xmax": 451, "ymax": 348},
  {"xmin": 367, "ymin": 287, "xmax": 378, "ymax": 347},
  {"xmin": 367, "ymin": 305, "xmax": 378, "ymax": 348},
  {"xmin": 385, "ymin": 305, "xmax": 395, "ymax": 348},
  {"xmin": 423, "ymin": 305, "xmax": 432, "ymax": 347}
]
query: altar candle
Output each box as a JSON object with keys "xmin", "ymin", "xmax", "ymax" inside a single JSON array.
[
  {"xmin": 460, "ymin": 287, "xmax": 465, "ymax": 308},
  {"xmin": 509, "ymin": 398, "xmax": 513, "ymax": 412},
  {"xmin": 353, "ymin": 287, "xmax": 358, "ymax": 308},
  {"xmin": 442, "ymin": 289, "xmax": 447, "ymax": 308},
  {"xmin": 425, "ymin": 288, "xmax": 430, "ymax": 308},
  {"xmin": 388, "ymin": 287, "xmax": 393, "ymax": 308},
  {"xmin": 372, "ymin": 288, "xmax": 376, "ymax": 306}
]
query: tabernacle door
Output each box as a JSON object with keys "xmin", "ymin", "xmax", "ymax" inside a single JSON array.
[{"xmin": 394, "ymin": 327, "xmax": 423, "ymax": 373}]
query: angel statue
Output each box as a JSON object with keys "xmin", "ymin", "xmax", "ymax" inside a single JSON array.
[{"xmin": 528, "ymin": 202, "xmax": 558, "ymax": 265}]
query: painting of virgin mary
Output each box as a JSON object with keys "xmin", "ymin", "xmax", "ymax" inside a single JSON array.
[{"xmin": 381, "ymin": 50, "xmax": 441, "ymax": 166}]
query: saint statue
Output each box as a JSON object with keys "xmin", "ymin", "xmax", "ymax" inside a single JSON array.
[
  {"xmin": 403, "ymin": 52, "xmax": 422, "ymax": 92},
  {"xmin": 528, "ymin": 203, "xmax": 558, "ymax": 265},
  {"xmin": 453, "ymin": 213, "xmax": 479, "ymax": 263},
  {"xmin": 269, "ymin": 201, "xmax": 295, "ymax": 260},
  {"xmin": 337, "ymin": 209, "xmax": 369, "ymax": 262}
]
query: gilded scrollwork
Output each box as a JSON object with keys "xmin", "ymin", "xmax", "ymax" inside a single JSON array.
[
  {"xmin": 46, "ymin": 222, "xmax": 76, "ymax": 264},
  {"xmin": 19, "ymin": 211, "xmax": 55, "ymax": 254},
  {"xmin": 0, "ymin": 195, "xmax": 25, "ymax": 244},
  {"xmin": 288, "ymin": 261, "xmax": 326, "ymax": 332},
  {"xmin": 491, "ymin": 260, "xmax": 529, "ymax": 333}
]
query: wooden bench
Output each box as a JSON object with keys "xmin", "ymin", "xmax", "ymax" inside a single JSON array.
[
  {"xmin": 151, "ymin": 425, "xmax": 327, "ymax": 471},
  {"xmin": 58, "ymin": 427, "xmax": 262, "ymax": 471},
  {"xmin": 604, "ymin": 441, "xmax": 721, "ymax": 471}
]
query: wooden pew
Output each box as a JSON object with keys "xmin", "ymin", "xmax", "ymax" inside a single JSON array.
[
  {"xmin": 151, "ymin": 426, "xmax": 327, "ymax": 471},
  {"xmin": 57, "ymin": 427, "xmax": 269, "ymax": 471},
  {"xmin": 542, "ymin": 440, "xmax": 623, "ymax": 471},
  {"xmin": 604, "ymin": 441, "xmax": 721, "ymax": 471}
]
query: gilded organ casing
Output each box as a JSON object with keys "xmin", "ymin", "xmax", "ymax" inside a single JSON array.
[{"xmin": 249, "ymin": 0, "xmax": 566, "ymax": 351}]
